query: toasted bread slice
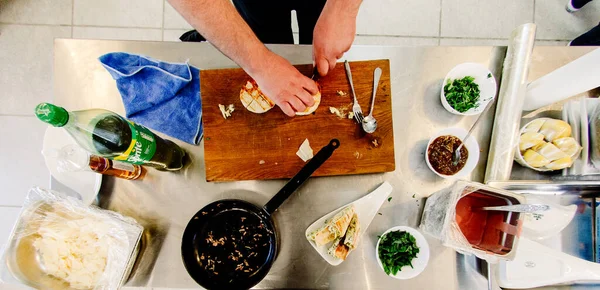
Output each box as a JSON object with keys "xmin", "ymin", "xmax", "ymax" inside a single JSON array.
[
  {"xmin": 343, "ymin": 213, "xmax": 360, "ymax": 250},
  {"xmin": 296, "ymin": 84, "xmax": 322, "ymax": 116},
  {"xmin": 327, "ymin": 237, "xmax": 350, "ymax": 260},
  {"xmin": 239, "ymin": 80, "xmax": 275, "ymax": 113}
]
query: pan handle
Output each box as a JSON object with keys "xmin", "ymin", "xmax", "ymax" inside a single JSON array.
[{"xmin": 263, "ymin": 139, "xmax": 340, "ymax": 215}]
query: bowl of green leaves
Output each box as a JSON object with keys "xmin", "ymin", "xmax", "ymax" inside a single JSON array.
[
  {"xmin": 441, "ymin": 63, "xmax": 497, "ymax": 116},
  {"xmin": 375, "ymin": 226, "xmax": 430, "ymax": 279}
]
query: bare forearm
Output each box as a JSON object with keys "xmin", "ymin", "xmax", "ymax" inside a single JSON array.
[
  {"xmin": 325, "ymin": 0, "xmax": 362, "ymax": 17},
  {"xmin": 167, "ymin": 0, "xmax": 270, "ymax": 75}
]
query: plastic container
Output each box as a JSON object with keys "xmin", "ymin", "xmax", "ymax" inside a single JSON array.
[{"xmin": 420, "ymin": 181, "xmax": 526, "ymax": 263}]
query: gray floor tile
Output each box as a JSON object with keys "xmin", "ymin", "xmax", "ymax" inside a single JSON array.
[
  {"xmin": 74, "ymin": 0, "xmax": 163, "ymax": 28},
  {"xmin": 440, "ymin": 38, "xmax": 509, "ymax": 46},
  {"xmin": 356, "ymin": 0, "xmax": 441, "ymax": 37},
  {"xmin": 354, "ymin": 35, "xmax": 439, "ymax": 46},
  {"xmin": 0, "ymin": 24, "xmax": 71, "ymax": 115},
  {"xmin": 0, "ymin": 116, "xmax": 50, "ymax": 207},
  {"xmin": 441, "ymin": 0, "xmax": 534, "ymax": 38},
  {"xmin": 73, "ymin": 27, "xmax": 162, "ymax": 41},
  {"xmin": 535, "ymin": 0, "xmax": 600, "ymax": 40},
  {"xmin": 0, "ymin": 0, "xmax": 72, "ymax": 25}
]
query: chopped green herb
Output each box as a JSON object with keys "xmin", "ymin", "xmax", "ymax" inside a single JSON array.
[
  {"xmin": 205, "ymin": 137, "xmax": 211, "ymax": 141},
  {"xmin": 412, "ymin": 194, "xmax": 415, "ymax": 198},
  {"xmin": 388, "ymin": 197, "xmax": 392, "ymax": 202},
  {"xmin": 377, "ymin": 235, "xmax": 382, "ymax": 239},
  {"xmin": 378, "ymin": 213, "xmax": 382, "ymax": 215},
  {"xmin": 444, "ymin": 76, "xmax": 481, "ymax": 113},
  {"xmin": 378, "ymin": 231, "xmax": 420, "ymax": 276},
  {"xmin": 487, "ymin": 73, "xmax": 492, "ymax": 78}
]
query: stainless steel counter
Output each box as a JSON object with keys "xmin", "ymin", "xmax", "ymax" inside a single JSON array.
[{"xmin": 51, "ymin": 39, "xmax": 577, "ymax": 289}]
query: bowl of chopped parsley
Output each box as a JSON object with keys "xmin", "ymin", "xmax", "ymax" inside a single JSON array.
[
  {"xmin": 441, "ymin": 63, "xmax": 497, "ymax": 116},
  {"xmin": 375, "ymin": 226, "xmax": 430, "ymax": 279}
]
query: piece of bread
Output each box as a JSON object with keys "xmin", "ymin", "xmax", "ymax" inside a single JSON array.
[
  {"xmin": 239, "ymin": 80, "xmax": 275, "ymax": 113},
  {"xmin": 295, "ymin": 84, "xmax": 322, "ymax": 116},
  {"xmin": 327, "ymin": 237, "xmax": 350, "ymax": 260},
  {"xmin": 308, "ymin": 225, "xmax": 337, "ymax": 246},
  {"xmin": 240, "ymin": 80, "xmax": 321, "ymax": 115},
  {"xmin": 343, "ymin": 213, "xmax": 360, "ymax": 250},
  {"xmin": 327, "ymin": 205, "xmax": 355, "ymax": 238}
]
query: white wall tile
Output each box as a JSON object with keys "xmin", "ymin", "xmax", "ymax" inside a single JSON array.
[
  {"xmin": 164, "ymin": 1, "xmax": 193, "ymax": 29},
  {"xmin": 73, "ymin": 0, "xmax": 163, "ymax": 28},
  {"xmin": 441, "ymin": 0, "xmax": 534, "ymax": 38},
  {"xmin": 0, "ymin": 24, "xmax": 71, "ymax": 115},
  {"xmin": 0, "ymin": 0, "xmax": 72, "ymax": 25},
  {"xmin": 73, "ymin": 27, "xmax": 162, "ymax": 41},
  {"xmin": 163, "ymin": 29, "xmax": 189, "ymax": 42},
  {"xmin": 356, "ymin": 0, "xmax": 440, "ymax": 37},
  {"xmin": 0, "ymin": 116, "xmax": 50, "ymax": 207},
  {"xmin": 440, "ymin": 38, "xmax": 508, "ymax": 46},
  {"xmin": 354, "ymin": 35, "xmax": 439, "ymax": 46},
  {"xmin": 535, "ymin": 0, "xmax": 600, "ymax": 40}
]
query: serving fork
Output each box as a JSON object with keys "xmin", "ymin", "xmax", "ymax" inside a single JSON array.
[{"xmin": 344, "ymin": 60, "xmax": 363, "ymax": 124}]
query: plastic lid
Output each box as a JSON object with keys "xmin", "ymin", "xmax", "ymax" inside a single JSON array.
[{"xmin": 35, "ymin": 103, "xmax": 69, "ymax": 127}]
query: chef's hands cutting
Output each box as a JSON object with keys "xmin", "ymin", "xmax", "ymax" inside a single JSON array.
[
  {"xmin": 252, "ymin": 52, "xmax": 318, "ymax": 117},
  {"xmin": 313, "ymin": 0, "xmax": 360, "ymax": 76}
]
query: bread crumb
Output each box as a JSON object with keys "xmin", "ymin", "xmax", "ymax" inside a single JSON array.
[
  {"xmin": 372, "ymin": 139, "xmax": 380, "ymax": 148},
  {"xmin": 348, "ymin": 112, "xmax": 354, "ymax": 119},
  {"xmin": 218, "ymin": 104, "xmax": 235, "ymax": 119},
  {"xmin": 353, "ymin": 151, "xmax": 362, "ymax": 159},
  {"xmin": 337, "ymin": 90, "xmax": 347, "ymax": 96},
  {"xmin": 259, "ymin": 160, "xmax": 265, "ymax": 165}
]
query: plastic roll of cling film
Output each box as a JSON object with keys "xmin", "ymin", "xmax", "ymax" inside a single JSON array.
[{"xmin": 484, "ymin": 23, "xmax": 537, "ymax": 183}]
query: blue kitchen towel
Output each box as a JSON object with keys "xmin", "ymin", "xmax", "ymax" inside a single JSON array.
[{"xmin": 98, "ymin": 52, "xmax": 202, "ymax": 145}]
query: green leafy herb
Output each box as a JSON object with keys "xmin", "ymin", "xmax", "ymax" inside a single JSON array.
[
  {"xmin": 378, "ymin": 213, "xmax": 382, "ymax": 215},
  {"xmin": 412, "ymin": 194, "xmax": 416, "ymax": 198},
  {"xmin": 487, "ymin": 73, "xmax": 492, "ymax": 78},
  {"xmin": 205, "ymin": 137, "xmax": 211, "ymax": 141},
  {"xmin": 378, "ymin": 231, "xmax": 419, "ymax": 276},
  {"xmin": 444, "ymin": 76, "xmax": 481, "ymax": 113},
  {"xmin": 388, "ymin": 197, "xmax": 392, "ymax": 202}
]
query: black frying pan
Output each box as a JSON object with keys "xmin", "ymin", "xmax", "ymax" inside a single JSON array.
[{"xmin": 182, "ymin": 139, "xmax": 340, "ymax": 290}]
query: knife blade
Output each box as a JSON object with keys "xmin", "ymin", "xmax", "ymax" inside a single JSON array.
[{"xmin": 310, "ymin": 66, "xmax": 319, "ymax": 81}]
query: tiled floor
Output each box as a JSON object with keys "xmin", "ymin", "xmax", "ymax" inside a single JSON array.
[{"xmin": 0, "ymin": 0, "xmax": 598, "ymax": 288}]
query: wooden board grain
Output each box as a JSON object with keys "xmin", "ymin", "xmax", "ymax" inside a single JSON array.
[{"xmin": 201, "ymin": 59, "xmax": 395, "ymax": 181}]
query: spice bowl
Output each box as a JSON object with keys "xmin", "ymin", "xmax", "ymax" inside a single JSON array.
[
  {"xmin": 441, "ymin": 62, "xmax": 497, "ymax": 116},
  {"xmin": 425, "ymin": 127, "xmax": 480, "ymax": 179},
  {"xmin": 375, "ymin": 226, "xmax": 430, "ymax": 280}
]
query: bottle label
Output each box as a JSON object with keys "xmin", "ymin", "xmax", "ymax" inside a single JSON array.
[
  {"xmin": 112, "ymin": 160, "xmax": 136, "ymax": 172},
  {"xmin": 114, "ymin": 122, "xmax": 157, "ymax": 164}
]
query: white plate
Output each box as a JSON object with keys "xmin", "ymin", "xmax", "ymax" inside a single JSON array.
[
  {"xmin": 305, "ymin": 182, "xmax": 393, "ymax": 266},
  {"xmin": 425, "ymin": 127, "xmax": 480, "ymax": 179},
  {"xmin": 375, "ymin": 226, "xmax": 430, "ymax": 279},
  {"xmin": 42, "ymin": 126, "xmax": 102, "ymax": 205},
  {"xmin": 441, "ymin": 62, "xmax": 497, "ymax": 116}
]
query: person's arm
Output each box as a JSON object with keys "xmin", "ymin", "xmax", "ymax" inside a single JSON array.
[
  {"xmin": 168, "ymin": 0, "xmax": 317, "ymax": 116},
  {"xmin": 313, "ymin": 0, "xmax": 363, "ymax": 76}
]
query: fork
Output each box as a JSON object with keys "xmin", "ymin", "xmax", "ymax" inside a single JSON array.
[{"xmin": 344, "ymin": 60, "xmax": 363, "ymax": 124}]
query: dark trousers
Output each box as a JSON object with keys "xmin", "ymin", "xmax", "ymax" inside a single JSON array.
[
  {"xmin": 571, "ymin": 23, "xmax": 600, "ymax": 46},
  {"xmin": 180, "ymin": 0, "xmax": 326, "ymax": 45}
]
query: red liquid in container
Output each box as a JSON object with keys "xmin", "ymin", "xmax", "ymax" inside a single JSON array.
[{"xmin": 455, "ymin": 192, "xmax": 519, "ymax": 255}]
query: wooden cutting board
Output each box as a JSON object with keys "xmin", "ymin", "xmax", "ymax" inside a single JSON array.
[{"xmin": 201, "ymin": 59, "xmax": 395, "ymax": 182}]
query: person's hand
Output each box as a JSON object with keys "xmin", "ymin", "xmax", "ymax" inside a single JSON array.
[
  {"xmin": 251, "ymin": 52, "xmax": 318, "ymax": 117},
  {"xmin": 312, "ymin": 0, "xmax": 359, "ymax": 76}
]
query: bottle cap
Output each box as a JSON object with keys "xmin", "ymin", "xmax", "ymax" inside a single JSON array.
[{"xmin": 35, "ymin": 103, "xmax": 69, "ymax": 127}]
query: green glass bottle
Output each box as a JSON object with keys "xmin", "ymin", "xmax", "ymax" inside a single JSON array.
[{"xmin": 35, "ymin": 103, "xmax": 186, "ymax": 171}]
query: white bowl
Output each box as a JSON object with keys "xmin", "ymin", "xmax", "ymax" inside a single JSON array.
[
  {"xmin": 425, "ymin": 127, "xmax": 480, "ymax": 179},
  {"xmin": 441, "ymin": 62, "xmax": 497, "ymax": 116},
  {"xmin": 375, "ymin": 226, "xmax": 430, "ymax": 280}
]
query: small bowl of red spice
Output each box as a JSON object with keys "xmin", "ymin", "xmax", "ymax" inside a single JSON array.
[{"xmin": 425, "ymin": 128, "xmax": 480, "ymax": 179}]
